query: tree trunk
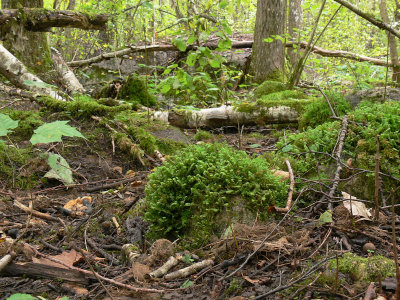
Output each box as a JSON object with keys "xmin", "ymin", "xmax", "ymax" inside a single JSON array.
[
  {"xmin": 249, "ymin": 0, "xmax": 286, "ymax": 83},
  {"xmin": 288, "ymin": 0, "xmax": 303, "ymax": 68},
  {"xmin": 2, "ymin": 0, "xmax": 54, "ymax": 83},
  {"xmin": 379, "ymin": 0, "xmax": 400, "ymax": 82}
]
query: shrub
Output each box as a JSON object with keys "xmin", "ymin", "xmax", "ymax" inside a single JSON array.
[{"xmin": 144, "ymin": 143, "xmax": 287, "ymax": 246}]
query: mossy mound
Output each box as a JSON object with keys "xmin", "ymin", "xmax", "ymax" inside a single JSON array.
[
  {"xmin": 97, "ymin": 75, "xmax": 156, "ymax": 107},
  {"xmin": 253, "ymin": 80, "xmax": 287, "ymax": 98},
  {"xmin": 0, "ymin": 109, "xmax": 43, "ymax": 140},
  {"xmin": 329, "ymin": 253, "xmax": 395, "ymax": 282},
  {"xmin": 144, "ymin": 143, "xmax": 288, "ymax": 247},
  {"xmin": 299, "ymin": 92, "xmax": 352, "ymax": 130}
]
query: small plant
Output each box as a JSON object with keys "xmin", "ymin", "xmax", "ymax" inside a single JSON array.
[
  {"xmin": 194, "ymin": 129, "xmax": 212, "ymax": 141},
  {"xmin": 144, "ymin": 143, "xmax": 287, "ymax": 246}
]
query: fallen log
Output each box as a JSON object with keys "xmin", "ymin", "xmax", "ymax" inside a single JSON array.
[
  {"xmin": 67, "ymin": 40, "xmax": 392, "ymax": 68},
  {"xmin": 0, "ymin": 9, "xmax": 108, "ymax": 32},
  {"xmin": 1, "ymin": 262, "xmax": 94, "ymax": 284},
  {"xmin": 153, "ymin": 104, "xmax": 299, "ymax": 129},
  {"xmin": 0, "ymin": 44, "xmax": 64, "ymax": 100}
]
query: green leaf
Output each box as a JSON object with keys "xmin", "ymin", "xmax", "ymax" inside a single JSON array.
[
  {"xmin": 0, "ymin": 113, "xmax": 19, "ymax": 137},
  {"xmin": 161, "ymin": 84, "xmax": 171, "ymax": 93},
  {"xmin": 209, "ymin": 59, "xmax": 220, "ymax": 68},
  {"xmin": 7, "ymin": 294, "xmax": 37, "ymax": 300},
  {"xmin": 172, "ymin": 38, "xmax": 187, "ymax": 52},
  {"xmin": 219, "ymin": 0, "xmax": 228, "ymax": 9},
  {"xmin": 249, "ymin": 144, "xmax": 261, "ymax": 148},
  {"xmin": 318, "ymin": 210, "xmax": 333, "ymax": 227},
  {"xmin": 30, "ymin": 121, "xmax": 85, "ymax": 145},
  {"xmin": 217, "ymin": 39, "xmax": 232, "ymax": 50},
  {"xmin": 264, "ymin": 37, "xmax": 274, "ymax": 43},
  {"xmin": 44, "ymin": 153, "xmax": 73, "ymax": 185},
  {"xmin": 186, "ymin": 53, "xmax": 198, "ymax": 66},
  {"xmin": 281, "ymin": 144, "xmax": 293, "ymax": 153},
  {"xmin": 180, "ymin": 280, "xmax": 194, "ymax": 289},
  {"xmin": 23, "ymin": 80, "xmax": 54, "ymax": 89},
  {"xmin": 142, "ymin": 1, "xmax": 153, "ymax": 8},
  {"xmin": 187, "ymin": 35, "xmax": 197, "ymax": 45}
]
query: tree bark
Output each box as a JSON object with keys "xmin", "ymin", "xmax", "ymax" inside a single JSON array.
[
  {"xmin": 2, "ymin": 0, "xmax": 54, "ymax": 82},
  {"xmin": 0, "ymin": 44, "xmax": 62, "ymax": 99},
  {"xmin": 288, "ymin": 0, "xmax": 303, "ymax": 68},
  {"xmin": 379, "ymin": 0, "xmax": 400, "ymax": 82},
  {"xmin": 250, "ymin": 0, "xmax": 286, "ymax": 83},
  {"xmin": 0, "ymin": 9, "xmax": 108, "ymax": 32},
  {"xmin": 153, "ymin": 105, "xmax": 300, "ymax": 129}
]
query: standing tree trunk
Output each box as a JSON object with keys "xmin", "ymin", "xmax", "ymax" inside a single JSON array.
[
  {"xmin": 288, "ymin": 0, "xmax": 303, "ymax": 68},
  {"xmin": 249, "ymin": 0, "xmax": 286, "ymax": 83},
  {"xmin": 2, "ymin": 0, "xmax": 54, "ymax": 83},
  {"xmin": 379, "ymin": 0, "xmax": 400, "ymax": 82}
]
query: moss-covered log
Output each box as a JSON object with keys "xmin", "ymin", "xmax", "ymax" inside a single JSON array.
[{"xmin": 0, "ymin": 8, "xmax": 108, "ymax": 33}]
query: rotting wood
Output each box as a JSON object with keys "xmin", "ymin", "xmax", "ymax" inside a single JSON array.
[
  {"xmin": 148, "ymin": 255, "xmax": 180, "ymax": 279},
  {"xmin": 153, "ymin": 105, "xmax": 299, "ymax": 129},
  {"xmin": 164, "ymin": 259, "xmax": 214, "ymax": 281},
  {"xmin": 1, "ymin": 262, "xmax": 93, "ymax": 284},
  {"xmin": 0, "ymin": 8, "xmax": 108, "ymax": 32}
]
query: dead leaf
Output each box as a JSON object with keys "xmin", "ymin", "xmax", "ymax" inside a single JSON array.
[
  {"xmin": 342, "ymin": 192, "xmax": 371, "ymax": 219},
  {"xmin": 32, "ymin": 249, "xmax": 83, "ymax": 268},
  {"xmin": 243, "ymin": 275, "xmax": 259, "ymax": 285},
  {"xmin": 61, "ymin": 283, "xmax": 89, "ymax": 296}
]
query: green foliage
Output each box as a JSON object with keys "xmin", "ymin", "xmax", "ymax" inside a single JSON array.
[
  {"xmin": 0, "ymin": 113, "xmax": 19, "ymax": 137},
  {"xmin": 44, "ymin": 152, "xmax": 73, "ymax": 185},
  {"xmin": 117, "ymin": 75, "xmax": 156, "ymax": 107},
  {"xmin": 144, "ymin": 143, "xmax": 287, "ymax": 246},
  {"xmin": 253, "ymin": 81, "xmax": 287, "ymax": 98},
  {"xmin": 30, "ymin": 121, "xmax": 86, "ymax": 145},
  {"xmin": 194, "ymin": 130, "xmax": 212, "ymax": 141},
  {"xmin": 329, "ymin": 253, "xmax": 395, "ymax": 282},
  {"xmin": 36, "ymin": 95, "xmax": 135, "ymax": 119},
  {"xmin": 299, "ymin": 92, "xmax": 352, "ymax": 129},
  {"xmin": 6, "ymin": 294, "xmax": 37, "ymax": 300},
  {"xmin": 0, "ymin": 110, "xmax": 43, "ymax": 139}
]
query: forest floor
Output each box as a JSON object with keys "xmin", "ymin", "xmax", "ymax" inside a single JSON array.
[{"xmin": 0, "ymin": 91, "xmax": 399, "ymax": 300}]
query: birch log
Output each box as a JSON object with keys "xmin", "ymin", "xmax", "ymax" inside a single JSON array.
[
  {"xmin": 0, "ymin": 44, "xmax": 62, "ymax": 100},
  {"xmin": 153, "ymin": 105, "xmax": 299, "ymax": 129}
]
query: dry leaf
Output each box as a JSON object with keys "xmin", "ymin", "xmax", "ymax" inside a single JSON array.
[{"xmin": 32, "ymin": 249, "xmax": 83, "ymax": 268}]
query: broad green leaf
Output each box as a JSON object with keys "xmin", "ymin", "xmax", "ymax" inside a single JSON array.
[
  {"xmin": 219, "ymin": 0, "xmax": 228, "ymax": 9},
  {"xmin": 30, "ymin": 121, "xmax": 85, "ymax": 145},
  {"xmin": 172, "ymin": 38, "xmax": 187, "ymax": 52},
  {"xmin": 318, "ymin": 210, "xmax": 333, "ymax": 227},
  {"xmin": 44, "ymin": 153, "xmax": 73, "ymax": 185},
  {"xmin": 281, "ymin": 144, "xmax": 293, "ymax": 153},
  {"xmin": 7, "ymin": 294, "xmax": 37, "ymax": 300},
  {"xmin": 23, "ymin": 80, "xmax": 54, "ymax": 89},
  {"xmin": 249, "ymin": 144, "xmax": 262, "ymax": 148},
  {"xmin": 264, "ymin": 37, "xmax": 274, "ymax": 43},
  {"xmin": 161, "ymin": 84, "xmax": 171, "ymax": 93},
  {"xmin": 209, "ymin": 59, "xmax": 220, "ymax": 68},
  {"xmin": 187, "ymin": 35, "xmax": 197, "ymax": 45},
  {"xmin": 186, "ymin": 53, "xmax": 198, "ymax": 66},
  {"xmin": 0, "ymin": 113, "xmax": 19, "ymax": 137},
  {"xmin": 218, "ymin": 39, "xmax": 232, "ymax": 50},
  {"xmin": 180, "ymin": 280, "xmax": 194, "ymax": 289},
  {"xmin": 142, "ymin": 1, "xmax": 153, "ymax": 8}
]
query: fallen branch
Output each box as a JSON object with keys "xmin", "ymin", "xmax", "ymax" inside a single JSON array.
[
  {"xmin": 0, "ymin": 9, "xmax": 108, "ymax": 32},
  {"xmin": 148, "ymin": 256, "xmax": 180, "ymax": 279},
  {"xmin": 67, "ymin": 40, "xmax": 393, "ymax": 68},
  {"xmin": 275, "ymin": 159, "xmax": 295, "ymax": 213},
  {"xmin": 14, "ymin": 200, "xmax": 58, "ymax": 222},
  {"xmin": 164, "ymin": 259, "xmax": 214, "ymax": 281},
  {"xmin": 326, "ymin": 116, "xmax": 348, "ymax": 210}
]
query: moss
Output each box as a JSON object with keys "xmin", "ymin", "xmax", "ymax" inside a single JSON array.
[
  {"xmin": 37, "ymin": 95, "xmax": 137, "ymax": 119},
  {"xmin": 225, "ymin": 278, "xmax": 243, "ymax": 296},
  {"xmin": 0, "ymin": 143, "xmax": 39, "ymax": 189},
  {"xmin": 254, "ymin": 80, "xmax": 287, "ymax": 98},
  {"xmin": 299, "ymin": 92, "xmax": 352, "ymax": 130},
  {"xmin": 0, "ymin": 109, "xmax": 43, "ymax": 140},
  {"xmin": 194, "ymin": 130, "xmax": 212, "ymax": 141},
  {"xmin": 117, "ymin": 75, "xmax": 156, "ymax": 107},
  {"xmin": 329, "ymin": 253, "xmax": 396, "ymax": 282}
]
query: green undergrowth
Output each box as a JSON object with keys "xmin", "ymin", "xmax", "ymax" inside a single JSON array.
[
  {"xmin": 329, "ymin": 253, "xmax": 395, "ymax": 282},
  {"xmin": 97, "ymin": 75, "xmax": 156, "ymax": 107},
  {"xmin": 253, "ymin": 80, "xmax": 287, "ymax": 98},
  {"xmin": 270, "ymin": 100, "xmax": 400, "ymax": 200},
  {"xmin": 298, "ymin": 92, "xmax": 352, "ymax": 129},
  {"xmin": 144, "ymin": 143, "xmax": 287, "ymax": 247},
  {"xmin": 0, "ymin": 143, "xmax": 39, "ymax": 189},
  {"xmin": 0, "ymin": 109, "xmax": 43, "ymax": 140}
]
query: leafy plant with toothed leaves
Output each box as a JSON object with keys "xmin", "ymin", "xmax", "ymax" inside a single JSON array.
[{"xmin": 0, "ymin": 114, "xmax": 85, "ymax": 186}]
